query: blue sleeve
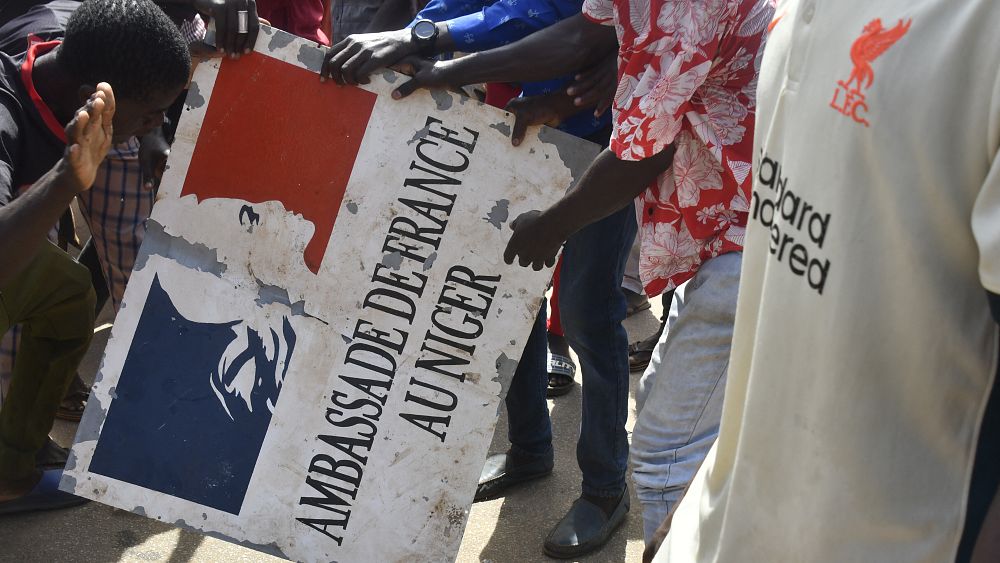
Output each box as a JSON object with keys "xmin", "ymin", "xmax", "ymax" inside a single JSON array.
[
  {"xmin": 414, "ymin": 0, "xmax": 582, "ymax": 52},
  {"xmin": 413, "ymin": 0, "xmax": 489, "ymax": 28}
]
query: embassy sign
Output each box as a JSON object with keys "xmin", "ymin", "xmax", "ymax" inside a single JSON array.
[{"xmin": 62, "ymin": 27, "xmax": 597, "ymax": 562}]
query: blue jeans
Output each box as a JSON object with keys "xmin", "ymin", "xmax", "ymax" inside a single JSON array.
[
  {"xmin": 630, "ymin": 252, "xmax": 741, "ymax": 541},
  {"xmin": 505, "ymin": 204, "xmax": 637, "ymax": 498}
]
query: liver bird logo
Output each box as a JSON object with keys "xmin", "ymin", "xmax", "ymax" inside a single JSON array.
[{"xmin": 845, "ymin": 18, "xmax": 912, "ymax": 93}]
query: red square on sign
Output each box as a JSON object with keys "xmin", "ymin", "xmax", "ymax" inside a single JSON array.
[{"xmin": 181, "ymin": 55, "xmax": 377, "ymax": 273}]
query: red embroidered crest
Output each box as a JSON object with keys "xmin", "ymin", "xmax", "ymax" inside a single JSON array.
[{"xmin": 830, "ymin": 18, "xmax": 911, "ymax": 127}]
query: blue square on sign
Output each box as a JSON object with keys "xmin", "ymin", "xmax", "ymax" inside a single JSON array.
[{"xmin": 89, "ymin": 275, "xmax": 297, "ymax": 514}]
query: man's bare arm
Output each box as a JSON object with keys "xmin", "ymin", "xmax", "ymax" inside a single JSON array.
[
  {"xmin": 503, "ymin": 146, "xmax": 675, "ymax": 270},
  {"xmin": 0, "ymin": 85, "xmax": 114, "ymax": 287},
  {"xmin": 0, "ymin": 167, "xmax": 82, "ymax": 287},
  {"xmin": 390, "ymin": 14, "xmax": 615, "ymax": 97}
]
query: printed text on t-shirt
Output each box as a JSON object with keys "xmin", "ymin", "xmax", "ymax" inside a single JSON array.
[{"xmin": 751, "ymin": 155, "xmax": 831, "ymax": 294}]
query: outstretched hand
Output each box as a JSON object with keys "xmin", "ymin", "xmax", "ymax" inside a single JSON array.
[
  {"xmin": 504, "ymin": 95, "xmax": 563, "ymax": 147},
  {"xmin": 390, "ymin": 56, "xmax": 452, "ymax": 99},
  {"xmin": 321, "ymin": 30, "xmax": 416, "ymax": 85},
  {"xmin": 503, "ymin": 210, "xmax": 565, "ymax": 270},
  {"xmin": 566, "ymin": 52, "xmax": 617, "ymax": 117},
  {"xmin": 63, "ymin": 83, "xmax": 115, "ymax": 194}
]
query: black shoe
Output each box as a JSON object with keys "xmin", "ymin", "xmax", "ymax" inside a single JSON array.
[
  {"xmin": 543, "ymin": 488, "xmax": 630, "ymax": 559},
  {"xmin": 474, "ymin": 450, "xmax": 553, "ymax": 502}
]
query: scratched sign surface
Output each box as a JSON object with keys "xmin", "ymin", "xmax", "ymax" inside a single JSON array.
[{"xmin": 62, "ymin": 27, "xmax": 598, "ymax": 562}]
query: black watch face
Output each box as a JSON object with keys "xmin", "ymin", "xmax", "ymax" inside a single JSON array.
[{"xmin": 413, "ymin": 20, "xmax": 437, "ymax": 40}]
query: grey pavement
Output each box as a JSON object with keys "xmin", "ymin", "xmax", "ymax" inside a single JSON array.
[{"xmin": 0, "ymin": 296, "xmax": 664, "ymax": 563}]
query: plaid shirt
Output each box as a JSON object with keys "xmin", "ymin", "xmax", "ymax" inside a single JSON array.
[{"xmin": 1, "ymin": 139, "xmax": 148, "ymax": 400}]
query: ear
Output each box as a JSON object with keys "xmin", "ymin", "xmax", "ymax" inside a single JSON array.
[{"xmin": 76, "ymin": 84, "xmax": 97, "ymax": 105}]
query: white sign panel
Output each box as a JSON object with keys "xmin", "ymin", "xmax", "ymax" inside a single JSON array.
[{"xmin": 62, "ymin": 27, "xmax": 598, "ymax": 562}]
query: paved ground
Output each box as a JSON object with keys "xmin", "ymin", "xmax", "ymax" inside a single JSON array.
[{"xmin": 0, "ymin": 296, "xmax": 663, "ymax": 563}]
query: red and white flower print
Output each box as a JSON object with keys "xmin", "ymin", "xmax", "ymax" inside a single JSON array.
[
  {"xmin": 699, "ymin": 85, "xmax": 749, "ymax": 147},
  {"xmin": 584, "ymin": 0, "xmax": 774, "ymax": 296},
  {"xmin": 673, "ymin": 132, "xmax": 723, "ymax": 206},
  {"xmin": 656, "ymin": 0, "xmax": 732, "ymax": 52},
  {"xmin": 640, "ymin": 58, "xmax": 710, "ymax": 118},
  {"xmin": 638, "ymin": 221, "xmax": 701, "ymax": 286}
]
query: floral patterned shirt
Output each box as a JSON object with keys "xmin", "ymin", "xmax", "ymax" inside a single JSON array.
[{"xmin": 583, "ymin": 0, "xmax": 774, "ymax": 296}]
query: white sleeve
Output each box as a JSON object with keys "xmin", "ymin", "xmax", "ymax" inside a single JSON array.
[{"xmin": 971, "ymin": 67, "xmax": 1000, "ymax": 293}]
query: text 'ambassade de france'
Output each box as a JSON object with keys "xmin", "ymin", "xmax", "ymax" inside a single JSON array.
[{"xmin": 295, "ymin": 114, "xmax": 503, "ymax": 547}]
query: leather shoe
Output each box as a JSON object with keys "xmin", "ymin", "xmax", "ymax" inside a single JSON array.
[
  {"xmin": 474, "ymin": 449, "xmax": 553, "ymax": 502},
  {"xmin": 543, "ymin": 488, "xmax": 629, "ymax": 559}
]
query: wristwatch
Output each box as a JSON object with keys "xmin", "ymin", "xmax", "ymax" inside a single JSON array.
[{"xmin": 411, "ymin": 19, "xmax": 439, "ymax": 57}]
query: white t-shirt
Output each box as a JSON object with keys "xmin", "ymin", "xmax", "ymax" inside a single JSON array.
[{"xmin": 657, "ymin": 0, "xmax": 1000, "ymax": 561}]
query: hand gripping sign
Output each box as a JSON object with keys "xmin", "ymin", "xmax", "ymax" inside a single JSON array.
[{"xmin": 62, "ymin": 27, "xmax": 598, "ymax": 562}]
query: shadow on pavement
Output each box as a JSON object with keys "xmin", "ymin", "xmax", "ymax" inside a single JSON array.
[{"xmin": 0, "ymin": 502, "xmax": 206, "ymax": 562}]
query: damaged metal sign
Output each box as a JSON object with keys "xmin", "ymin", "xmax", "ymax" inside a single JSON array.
[{"xmin": 62, "ymin": 27, "xmax": 598, "ymax": 562}]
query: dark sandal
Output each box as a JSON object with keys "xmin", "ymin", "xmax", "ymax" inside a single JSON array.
[
  {"xmin": 547, "ymin": 353, "xmax": 577, "ymax": 397},
  {"xmin": 629, "ymin": 319, "xmax": 666, "ymax": 372},
  {"xmin": 55, "ymin": 375, "xmax": 89, "ymax": 422},
  {"xmin": 628, "ymin": 341, "xmax": 655, "ymax": 372},
  {"xmin": 625, "ymin": 290, "xmax": 651, "ymax": 317}
]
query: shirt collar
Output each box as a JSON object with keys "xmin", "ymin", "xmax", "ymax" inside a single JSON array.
[{"xmin": 20, "ymin": 37, "xmax": 68, "ymax": 143}]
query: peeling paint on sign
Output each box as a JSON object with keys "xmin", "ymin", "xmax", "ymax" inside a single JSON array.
[
  {"xmin": 489, "ymin": 121, "xmax": 511, "ymax": 137},
  {"xmin": 430, "ymin": 89, "xmax": 454, "ymax": 111},
  {"xmin": 267, "ymin": 28, "xmax": 296, "ymax": 50},
  {"xmin": 185, "ymin": 82, "xmax": 206, "ymax": 109},
  {"xmin": 134, "ymin": 221, "xmax": 227, "ymax": 275},
  {"xmin": 296, "ymin": 43, "xmax": 324, "ymax": 72},
  {"xmin": 484, "ymin": 200, "xmax": 510, "ymax": 230}
]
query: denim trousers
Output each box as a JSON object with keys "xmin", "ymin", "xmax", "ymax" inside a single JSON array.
[
  {"xmin": 630, "ymin": 252, "xmax": 742, "ymax": 542},
  {"xmin": 505, "ymin": 204, "xmax": 637, "ymax": 498}
]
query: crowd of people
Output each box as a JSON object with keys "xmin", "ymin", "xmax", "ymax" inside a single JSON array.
[{"xmin": 0, "ymin": 0, "xmax": 997, "ymax": 561}]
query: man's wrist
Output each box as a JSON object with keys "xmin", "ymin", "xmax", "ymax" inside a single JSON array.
[
  {"xmin": 406, "ymin": 21, "xmax": 438, "ymax": 56},
  {"xmin": 538, "ymin": 205, "xmax": 578, "ymax": 245},
  {"xmin": 389, "ymin": 28, "xmax": 421, "ymax": 57},
  {"xmin": 432, "ymin": 58, "xmax": 462, "ymax": 86},
  {"xmin": 52, "ymin": 158, "xmax": 87, "ymax": 196},
  {"xmin": 434, "ymin": 22, "xmax": 455, "ymax": 53},
  {"xmin": 434, "ymin": 54, "xmax": 481, "ymax": 88}
]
